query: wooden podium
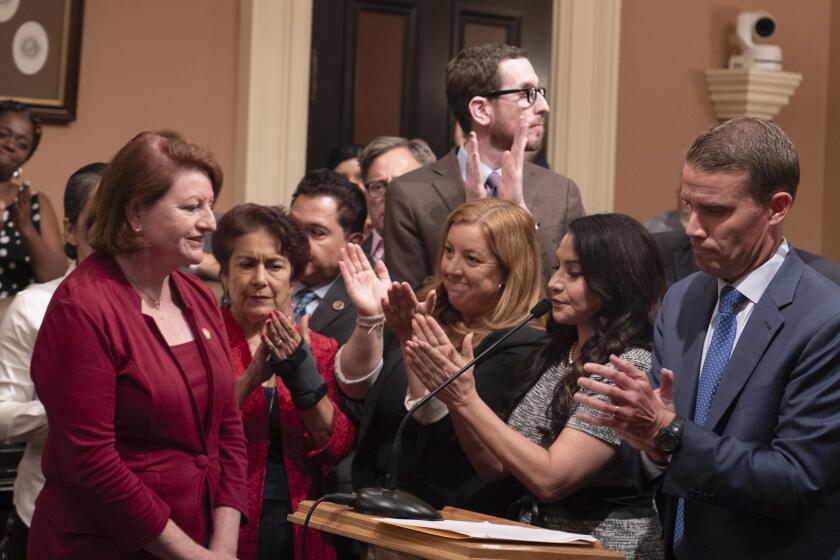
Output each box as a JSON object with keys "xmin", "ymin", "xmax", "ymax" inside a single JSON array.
[{"xmin": 289, "ymin": 500, "xmax": 623, "ymax": 559}]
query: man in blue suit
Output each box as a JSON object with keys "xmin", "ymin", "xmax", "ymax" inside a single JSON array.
[{"xmin": 576, "ymin": 117, "xmax": 840, "ymax": 558}]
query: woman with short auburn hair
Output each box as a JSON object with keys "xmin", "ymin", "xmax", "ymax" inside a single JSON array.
[
  {"xmin": 29, "ymin": 132, "xmax": 246, "ymax": 560},
  {"xmin": 211, "ymin": 203, "xmax": 353, "ymax": 560}
]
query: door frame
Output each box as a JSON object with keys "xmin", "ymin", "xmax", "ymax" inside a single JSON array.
[{"xmin": 234, "ymin": 0, "xmax": 620, "ymax": 212}]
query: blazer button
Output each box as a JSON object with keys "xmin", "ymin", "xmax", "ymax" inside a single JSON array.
[
  {"xmin": 195, "ymin": 454, "xmax": 209, "ymax": 469},
  {"xmin": 687, "ymin": 489, "xmax": 697, "ymax": 498}
]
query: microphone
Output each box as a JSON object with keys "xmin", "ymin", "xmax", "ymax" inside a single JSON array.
[{"xmin": 353, "ymin": 298, "xmax": 552, "ymax": 520}]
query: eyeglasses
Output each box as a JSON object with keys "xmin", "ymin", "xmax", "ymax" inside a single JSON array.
[
  {"xmin": 365, "ymin": 180, "xmax": 388, "ymax": 198},
  {"xmin": 482, "ymin": 85, "xmax": 547, "ymax": 107}
]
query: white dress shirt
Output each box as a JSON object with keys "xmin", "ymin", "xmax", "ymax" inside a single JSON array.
[{"xmin": 0, "ymin": 270, "xmax": 71, "ymax": 526}]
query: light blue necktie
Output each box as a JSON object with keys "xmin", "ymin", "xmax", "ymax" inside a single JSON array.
[
  {"xmin": 673, "ymin": 286, "xmax": 745, "ymax": 558},
  {"xmin": 292, "ymin": 289, "xmax": 318, "ymax": 322},
  {"xmin": 485, "ymin": 170, "xmax": 501, "ymax": 197}
]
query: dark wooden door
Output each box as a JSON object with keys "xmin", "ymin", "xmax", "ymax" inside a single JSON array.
[{"xmin": 307, "ymin": 0, "xmax": 552, "ymax": 170}]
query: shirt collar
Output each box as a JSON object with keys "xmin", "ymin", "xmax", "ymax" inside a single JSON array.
[
  {"xmin": 371, "ymin": 229, "xmax": 383, "ymax": 249},
  {"xmin": 455, "ymin": 144, "xmax": 501, "ymax": 186},
  {"xmin": 293, "ymin": 276, "xmax": 337, "ymax": 300},
  {"xmin": 717, "ymin": 239, "xmax": 789, "ymax": 304}
]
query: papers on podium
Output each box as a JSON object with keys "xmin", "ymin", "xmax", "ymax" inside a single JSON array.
[{"xmin": 376, "ymin": 518, "xmax": 598, "ymax": 545}]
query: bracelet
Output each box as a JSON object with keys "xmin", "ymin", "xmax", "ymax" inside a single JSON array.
[{"xmin": 357, "ymin": 313, "xmax": 385, "ymax": 336}]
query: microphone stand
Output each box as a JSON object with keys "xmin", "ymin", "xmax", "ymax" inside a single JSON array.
[{"xmin": 353, "ymin": 299, "xmax": 551, "ymax": 520}]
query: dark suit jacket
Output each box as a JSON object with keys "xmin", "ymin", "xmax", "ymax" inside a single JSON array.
[
  {"xmin": 650, "ymin": 250, "xmax": 840, "ymax": 558},
  {"xmin": 29, "ymin": 254, "xmax": 247, "ymax": 558},
  {"xmin": 384, "ymin": 149, "xmax": 585, "ymax": 288},
  {"xmin": 352, "ymin": 325, "xmax": 542, "ymax": 517},
  {"xmin": 654, "ymin": 229, "xmax": 840, "ymax": 287},
  {"xmin": 307, "ymin": 275, "xmax": 357, "ymax": 347}
]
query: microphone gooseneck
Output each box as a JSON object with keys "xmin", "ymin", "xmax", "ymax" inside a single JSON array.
[{"xmin": 354, "ymin": 298, "xmax": 551, "ymax": 520}]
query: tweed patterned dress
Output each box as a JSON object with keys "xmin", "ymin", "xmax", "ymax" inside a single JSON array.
[{"xmin": 507, "ymin": 347, "xmax": 664, "ymax": 560}]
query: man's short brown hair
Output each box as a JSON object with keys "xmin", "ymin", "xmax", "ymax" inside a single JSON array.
[
  {"xmin": 685, "ymin": 117, "xmax": 799, "ymax": 203},
  {"xmin": 445, "ymin": 43, "xmax": 527, "ymax": 134},
  {"xmin": 88, "ymin": 131, "xmax": 223, "ymax": 255}
]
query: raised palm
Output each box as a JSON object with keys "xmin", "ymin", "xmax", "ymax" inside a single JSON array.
[{"xmin": 339, "ymin": 243, "xmax": 391, "ymax": 317}]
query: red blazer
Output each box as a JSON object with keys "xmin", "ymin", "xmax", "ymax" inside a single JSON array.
[
  {"xmin": 225, "ymin": 310, "xmax": 354, "ymax": 560},
  {"xmin": 29, "ymin": 254, "xmax": 248, "ymax": 559}
]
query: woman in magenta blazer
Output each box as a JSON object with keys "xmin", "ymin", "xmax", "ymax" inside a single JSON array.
[{"xmin": 29, "ymin": 132, "xmax": 248, "ymax": 559}]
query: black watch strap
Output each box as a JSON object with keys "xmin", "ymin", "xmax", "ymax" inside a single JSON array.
[{"xmin": 654, "ymin": 415, "xmax": 685, "ymax": 455}]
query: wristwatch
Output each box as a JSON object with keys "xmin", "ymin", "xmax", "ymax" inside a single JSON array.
[{"xmin": 654, "ymin": 416, "xmax": 685, "ymax": 455}]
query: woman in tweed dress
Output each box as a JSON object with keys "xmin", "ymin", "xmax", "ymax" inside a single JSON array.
[{"xmin": 408, "ymin": 214, "xmax": 666, "ymax": 559}]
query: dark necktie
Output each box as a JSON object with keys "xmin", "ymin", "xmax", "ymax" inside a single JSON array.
[
  {"xmin": 484, "ymin": 170, "xmax": 501, "ymax": 197},
  {"xmin": 673, "ymin": 286, "xmax": 746, "ymax": 557}
]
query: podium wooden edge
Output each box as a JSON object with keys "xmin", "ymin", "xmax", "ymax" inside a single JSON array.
[{"xmin": 288, "ymin": 500, "xmax": 623, "ymax": 559}]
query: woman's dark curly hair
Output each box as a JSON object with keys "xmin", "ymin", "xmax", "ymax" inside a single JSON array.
[
  {"xmin": 505, "ymin": 213, "xmax": 666, "ymax": 440},
  {"xmin": 211, "ymin": 203, "xmax": 310, "ymax": 281},
  {"xmin": 0, "ymin": 99, "xmax": 43, "ymax": 160}
]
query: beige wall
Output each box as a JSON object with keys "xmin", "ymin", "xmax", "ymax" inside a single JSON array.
[
  {"xmin": 19, "ymin": 1, "xmax": 839, "ymax": 258},
  {"xmin": 824, "ymin": 4, "xmax": 840, "ymax": 262},
  {"xmin": 21, "ymin": 0, "xmax": 239, "ymax": 216},
  {"xmin": 615, "ymin": 0, "xmax": 833, "ymax": 255}
]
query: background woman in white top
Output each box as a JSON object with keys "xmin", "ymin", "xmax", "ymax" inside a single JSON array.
[{"xmin": 0, "ymin": 162, "xmax": 104, "ymax": 560}]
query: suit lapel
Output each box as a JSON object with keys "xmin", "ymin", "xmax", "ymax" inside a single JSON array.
[
  {"xmin": 429, "ymin": 150, "xmax": 466, "ymax": 213},
  {"xmin": 522, "ymin": 163, "xmax": 541, "ymax": 210},
  {"xmin": 309, "ymin": 276, "xmax": 350, "ymax": 333},
  {"xmin": 705, "ymin": 254, "xmax": 801, "ymax": 429},
  {"xmin": 676, "ymin": 277, "xmax": 718, "ymax": 418}
]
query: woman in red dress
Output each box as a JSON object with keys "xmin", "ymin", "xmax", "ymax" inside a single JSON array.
[
  {"xmin": 212, "ymin": 203, "xmax": 354, "ymax": 560},
  {"xmin": 29, "ymin": 132, "xmax": 248, "ymax": 559}
]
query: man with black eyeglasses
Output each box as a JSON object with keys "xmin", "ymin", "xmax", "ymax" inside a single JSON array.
[{"xmin": 384, "ymin": 43, "xmax": 584, "ymax": 288}]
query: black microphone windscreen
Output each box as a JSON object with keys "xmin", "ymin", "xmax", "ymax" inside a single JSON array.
[{"xmin": 530, "ymin": 298, "xmax": 552, "ymax": 318}]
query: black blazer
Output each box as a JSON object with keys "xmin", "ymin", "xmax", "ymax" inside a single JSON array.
[
  {"xmin": 352, "ymin": 325, "xmax": 542, "ymax": 517},
  {"xmin": 653, "ymin": 230, "xmax": 840, "ymax": 287},
  {"xmin": 307, "ymin": 275, "xmax": 357, "ymax": 347}
]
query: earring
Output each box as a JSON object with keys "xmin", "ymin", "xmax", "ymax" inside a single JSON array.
[
  {"xmin": 134, "ymin": 225, "xmax": 142, "ymax": 232},
  {"xmin": 12, "ymin": 168, "xmax": 21, "ymax": 180},
  {"xmin": 220, "ymin": 291, "xmax": 230, "ymax": 307},
  {"xmin": 497, "ymin": 281, "xmax": 506, "ymax": 291}
]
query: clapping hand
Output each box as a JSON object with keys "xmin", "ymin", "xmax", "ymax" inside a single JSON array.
[
  {"xmin": 405, "ymin": 315, "xmax": 477, "ymax": 408},
  {"xmin": 497, "ymin": 117, "xmax": 528, "ymax": 210},
  {"xmin": 574, "ymin": 356, "xmax": 677, "ymax": 459},
  {"xmin": 464, "ymin": 132, "xmax": 485, "ymax": 201},
  {"xmin": 339, "ymin": 243, "xmax": 391, "ymax": 317},
  {"xmin": 248, "ymin": 311, "xmax": 301, "ymax": 386},
  {"xmin": 13, "ymin": 182, "xmax": 37, "ymax": 237},
  {"xmin": 382, "ymin": 282, "xmax": 436, "ymax": 342},
  {"xmin": 260, "ymin": 310, "xmax": 302, "ymax": 361}
]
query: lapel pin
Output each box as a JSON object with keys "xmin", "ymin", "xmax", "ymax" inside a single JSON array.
[
  {"xmin": 332, "ymin": 301, "xmax": 345, "ymax": 311},
  {"xmin": 202, "ymin": 327, "xmax": 212, "ymax": 340}
]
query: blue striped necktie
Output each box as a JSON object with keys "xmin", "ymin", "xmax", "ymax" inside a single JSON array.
[{"xmin": 293, "ymin": 289, "xmax": 318, "ymax": 322}]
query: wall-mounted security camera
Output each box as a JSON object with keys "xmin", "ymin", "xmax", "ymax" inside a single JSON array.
[{"xmin": 728, "ymin": 11, "xmax": 782, "ymax": 71}]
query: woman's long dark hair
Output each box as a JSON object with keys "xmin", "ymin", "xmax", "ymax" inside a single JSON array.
[{"xmin": 505, "ymin": 214, "xmax": 666, "ymax": 441}]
